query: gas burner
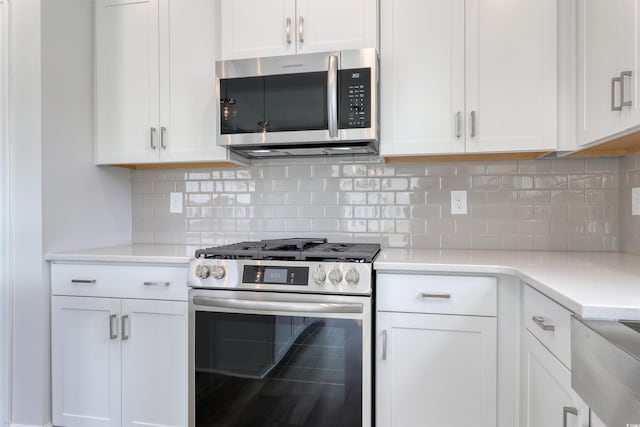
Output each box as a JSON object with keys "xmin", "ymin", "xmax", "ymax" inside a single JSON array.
[{"xmin": 195, "ymin": 238, "xmax": 380, "ymax": 263}]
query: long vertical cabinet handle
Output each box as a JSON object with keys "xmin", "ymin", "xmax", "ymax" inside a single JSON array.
[
  {"xmin": 562, "ymin": 407, "xmax": 578, "ymax": 427},
  {"xmin": 298, "ymin": 16, "xmax": 305, "ymax": 43},
  {"xmin": 109, "ymin": 314, "xmax": 118, "ymax": 340},
  {"xmin": 621, "ymin": 71, "xmax": 633, "ymax": 108},
  {"xmin": 382, "ymin": 330, "xmax": 388, "ymax": 361},
  {"xmin": 470, "ymin": 111, "xmax": 477, "ymax": 138},
  {"xmin": 121, "ymin": 315, "xmax": 129, "ymax": 341},
  {"xmin": 286, "ymin": 18, "xmax": 292, "ymax": 44},
  {"xmin": 150, "ymin": 127, "xmax": 157, "ymax": 149},
  {"xmin": 455, "ymin": 112, "xmax": 462, "ymax": 138},
  {"xmin": 612, "ymin": 77, "xmax": 623, "ymax": 111},
  {"xmin": 327, "ymin": 55, "xmax": 339, "ymax": 138},
  {"xmin": 160, "ymin": 127, "xmax": 167, "ymax": 149}
]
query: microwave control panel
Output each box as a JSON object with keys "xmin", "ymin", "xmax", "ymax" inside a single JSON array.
[{"xmin": 339, "ymin": 68, "xmax": 371, "ymax": 129}]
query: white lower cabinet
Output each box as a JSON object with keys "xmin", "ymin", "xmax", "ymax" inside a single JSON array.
[
  {"xmin": 521, "ymin": 331, "xmax": 589, "ymax": 427},
  {"xmin": 52, "ymin": 291, "xmax": 187, "ymax": 427},
  {"xmin": 376, "ymin": 274, "xmax": 497, "ymax": 427}
]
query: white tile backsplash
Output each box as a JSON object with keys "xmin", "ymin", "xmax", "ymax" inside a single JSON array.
[{"xmin": 132, "ymin": 156, "xmax": 624, "ymax": 251}]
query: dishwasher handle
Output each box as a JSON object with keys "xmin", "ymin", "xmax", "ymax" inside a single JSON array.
[{"xmin": 192, "ymin": 296, "xmax": 363, "ymax": 315}]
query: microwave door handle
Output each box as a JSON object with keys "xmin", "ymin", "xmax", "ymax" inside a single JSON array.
[
  {"xmin": 327, "ymin": 55, "xmax": 339, "ymax": 138},
  {"xmin": 192, "ymin": 296, "xmax": 363, "ymax": 315}
]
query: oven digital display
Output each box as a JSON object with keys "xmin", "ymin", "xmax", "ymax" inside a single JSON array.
[
  {"xmin": 242, "ymin": 265, "xmax": 309, "ymax": 286},
  {"xmin": 263, "ymin": 268, "xmax": 288, "ymax": 284}
]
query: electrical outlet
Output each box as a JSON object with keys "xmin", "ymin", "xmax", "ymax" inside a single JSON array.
[
  {"xmin": 633, "ymin": 187, "xmax": 640, "ymax": 216},
  {"xmin": 170, "ymin": 192, "xmax": 183, "ymax": 214},
  {"xmin": 451, "ymin": 190, "xmax": 468, "ymax": 215}
]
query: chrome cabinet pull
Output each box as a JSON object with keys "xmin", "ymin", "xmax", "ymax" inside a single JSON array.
[
  {"xmin": 150, "ymin": 127, "xmax": 157, "ymax": 149},
  {"xmin": 532, "ymin": 316, "xmax": 555, "ymax": 332},
  {"xmin": 143, "ymin": 281, "xmax": 170, "ymax": 287},
  {"xmin": 455, "ymin": 111, "xmax": 462, "ymax": 138},
  {"xmin": 160, "ymin": 127, "xmax": 167, "ymax": 149},
  {"xmin": 121, "ymin": 315, "xmax": 129, "ymax": 341},
  {"xmin": 382, "ymin": 330, "xmax": 388, "ymax": 361},
  {"xmin": 327, "ymin": 55, "xmax": 339, "ymax": 138},
  {"xmin": 612, "ymin": 77, "xmax": 622, "ymax": 111},
  {"xmin": 470, "ymin": 110, "xmax": 477, "ymax": 138},
  {"xmin": 621, "ymin": 70, "xmax": 633, "ymax": 108},
  {"xmin": 286, "ymin": 17, "xmax": 292, "ymax": 44},
  {"xmin": 71, "ymin": 279, "xmax": 96, "ymax": 284},
  {"xmin": 109, "ymin": 314, "xmax": 118, "ymax": 340},
  {"xmin": 562, "ymin": 406, "xmax": 578, "ymax": 427},
  {"xmin": 298, "ymin": 16, "xmax": 304, "ymax": 43},
  {"xmin": 421, "ymin": 293, "xmax": 451, "ymax": 299}
]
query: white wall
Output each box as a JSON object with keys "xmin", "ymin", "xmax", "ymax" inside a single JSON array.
[
  {"xmin": 0, "ymin": 0, "xmax": 9, "ymax": 424},
  {"xmin": 7, "ymin": 0, "xmax": 132, "ymax": 425},
  {"xmin": 9, "ymin": 0, "xmax": 46, "ymax": 425}
]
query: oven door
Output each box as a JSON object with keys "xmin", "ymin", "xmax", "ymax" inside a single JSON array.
[{"xmin": 189, "ymin": 289, "xmax": 371, "ymax": 427}]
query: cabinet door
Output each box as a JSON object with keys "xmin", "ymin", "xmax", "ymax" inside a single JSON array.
[
  {"xmin": 577, "ymin": 0, "xmax": 629, "ymax": 146},
  {"xmin": 220, "ymin": 0, "xmax": 295, "ymax": 60},
  {"xmin": 379, "ymin": 0, "xmax": 465, "ymax": 156},
  {"xmin": 121, "ymin": 299, "xmax": 187, "ymax": 427},
  {"xmin": 159, "ymin": 0, "xmax": 232, "ymax": 162},
  {"xmin": 377, "ymin": 312, "xmax": 497, "ymax": 427},
  {"xmin": 521, "ymin": 331, "xmax": 590, "ymax": 427},
  {"xmin": 95, "ymin": 0, "xmax": 160, "ymax": 164},
  {"xmin": 52, "ymin": 296, "xmax": 122, "ymax": 427},
  {"xmin": 466, "ymin": 0, "xmax": 557, "ymax": 153},
  {"xmin": 295, "ymin": 0, "xmax": 377, "ymax": 54}
]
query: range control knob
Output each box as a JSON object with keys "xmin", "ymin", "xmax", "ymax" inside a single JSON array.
[
  {"xmin": 345, "ymin": 268, "xmax": 360, "ymax": 287},
  {"xmin": 195, "ymin": 265, "xmax": 210, "ymax": 279},
  {"xmin": 328, "ymin": 267, "xmax": 343, "ymax": 286},
  {"xmin": 210, "ymin": 265, "xmax": 226, "ymax": 280},
  {"xmin": 312, "ymin": 265, "xmax": 327, "ymax": 285}
]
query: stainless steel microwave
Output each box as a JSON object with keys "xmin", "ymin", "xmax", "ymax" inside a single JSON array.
[{"xmin": 215, "ymin": 48, "xmax": 379, "ymax": 158}]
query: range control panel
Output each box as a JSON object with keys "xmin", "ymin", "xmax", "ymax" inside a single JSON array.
[{"xmin": 339, "ymin": 68, "xmax": 371, "ymax": 129}]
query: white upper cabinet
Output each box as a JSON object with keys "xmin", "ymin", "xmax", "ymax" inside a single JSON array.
[
  {"xmin": 95, "ymin": 0, "xmax": 160, "ymax": 164},
  {"xmin": 466, "ymin": 0, "xmax": 557, "ymax": 153},
  {"xmin": 96, "ymin": 0, "xmax": 236, "ymax": 165},
  {"xmin": 295, "ymin": 0, "xmax": 378, "ymax": 54},
  {"xmin": 380, "ymin": 0, "xmax": 557, "ymax": 157},
  {"xmin": 220, "ymin": 0, "xmax": 296, "ymax": 60},
  {"xmin": 380, "ymin": 0, "xmax": 466, "ymax": 156},
  {"xmin": 578, "ymin": 0, "xmax": 637, "ymax": 147},
  {"xmin": 219, "ymin": 0, "xmax": 378, "ymax": 60}
]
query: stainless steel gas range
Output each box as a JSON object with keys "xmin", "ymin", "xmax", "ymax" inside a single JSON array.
[{"xmin": 187, "ymin": 238, "xmax": 380, "ymax": 427}]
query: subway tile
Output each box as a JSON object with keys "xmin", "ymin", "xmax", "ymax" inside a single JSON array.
[
  {"xmin": 486, "ymin": 161, "xmax": 519, "ymax": 175},
  {"xmin": 354, "ymin": 178, "xmax": 381, "ymax": 191},
  {"xmin": 287, "ymin": 165, "xmax": 312, "ymax": 178},
  {"xmin": 518, "ymin": 160, "xmax": 552, "ymax": 174},
  {"xmin": 441, "ymin": 235, "xmax": 471, "ymax": 249},
  {"xmin": 471, "ymin": 236, "xmax": 502, "ymax": 250},
  {"xmin": 339, "ymin": 219, "xmax": 367, "ymax": 233},
  {"xmin": 381, "ymin": 178, "xmax": 409, "ymax": 191},
  {"xmin": 396, "ymin": 192, "xmax": 426, "ymax": 205},
  {"xmin": 426, "ymin": 219, "xmax": 456, "ymax": 235},
  {"xmin": 586, "ymin": 157, "xmax": 620, "ymax": 173},
  {"xmin": 534, "ymin": 175, "xmax": 568, "ymax": 189},
  {"xmin": 551, "ymin": 190, "xmax": 585, "ymax": 205},
  {"xmin": 367, "ymin": 219, "xmax": 395, "ymax": 233},
  {"xmin": 342, "ymin": 164, "xmax": 368, "ymax": 177},
  {"xmin": 367, "ymin": 165, "xmax": 396, "ymax": 177},
  {"xmin": 287, "ymin": 219, "xmax": 313, "ymax": 232},
  {"xmin": 502, "ymin": 176, "xmax": 534, "ymax": 190},
  {"xmin": 456, "ymin": 162, "xmax": 487, "ymax": 176},
  {"xmin": 396, "ymin": 220, "xmax": 426, "ymax": 234},
  {"xmin": 568, "ymin": 174, "xmax": 602, "ymax": 189},
  {"xmin": 409, "ymin": 177, "xmax": 441, "ymax": 190},
  {"xmin": 455, "ymin": 219, "xmax": 488, "ymax": 235},
  {"xmin": 382, "ymin": 206, "xmax": 409, "ymax": 219},
  {"xmin": 551, "ymin": 159, "xmax": 585, "ymax": 173},
  {"xmin": 411, "ymin": 234, "xmax": 441, "ymax": 249},
  {"xmin": 441, "ymin": 176, "xmax": 471, "ymax": 190},
  {"xmin": 339, "ymin": 192, "xmax": 368, "ymax": 205},
  {"xmin": 472, "ymin": 176, "xmax": 502, "ymax": 190},
  {"xmin": 312, "ymin": 164, "xmax": 341, "ymax": 178},
  {"xmin": 394, "ymin": 163, "xmax": 427, "ymax": 177},
  {"xmin": 312, "ymin": 191, "xmax": 339, "ymax": 205}
]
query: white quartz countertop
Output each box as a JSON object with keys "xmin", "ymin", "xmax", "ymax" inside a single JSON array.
[
  {"xmin": 375, "ymin": 249, "xmax": 640, "ymax": 321},
  {"xmin": 47, "ymin": 245, "xmax": 640, "ymax": 321},
  {"xmin": 46, "ymin": 244, "xmax": 197, "ymax": 265}
]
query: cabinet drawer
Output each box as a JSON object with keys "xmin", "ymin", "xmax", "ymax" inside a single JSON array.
[
  {"xmin": 523, "ymin": 285, "xmax": 572, "ymax": 368},
  {"xmin": 377, "ymin": 274, "xmax": 497, "ymax": 316},
  {"xmin": 51, "ymin": 263, "xmax": 189, "ymax": 301}
]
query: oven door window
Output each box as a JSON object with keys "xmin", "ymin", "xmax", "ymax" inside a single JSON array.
[
  {"xmin": 219, "ymin": 72, "xmax": 328, "ymax": 134},
  {"xmin": 195, "ymin": 311, "xmax": 362, "ymax": 426}
]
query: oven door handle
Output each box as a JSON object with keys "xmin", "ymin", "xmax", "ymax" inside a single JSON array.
[
  {"xmin": 192, "ymin": 296, "xmax": 363, "ymax": 314},
  {"xmin": 327, "ymin": 55, "xmax": 339, "ymax": 138}
]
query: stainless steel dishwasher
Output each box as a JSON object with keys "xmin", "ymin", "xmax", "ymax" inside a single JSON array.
[{"xmin": 571, "ymin": 316, "xmax": 640, "ymax": 427}]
